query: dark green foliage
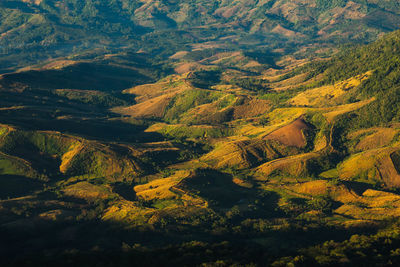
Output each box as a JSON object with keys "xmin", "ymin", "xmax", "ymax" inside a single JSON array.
[
  {"xmin": 316, "ymin": 0, "xmax": 347, "ymax": 10},
  {"xmin": 229, "ymin": 77, "xmax": 270, "ymax": 93},
  {"xmin": 54, "ymin": 90, "xmax": 134, "ymax": 108},
  {"xmin": 307, "ymin": 195, "xmax": 334, "ymax": 214},
  {"xmin": 192, "ymin": 108, "xmax": 234, "ymax": 125},
  {"xmin": 164, "ymin": 89, "xmax": 221, "ymax": 122},
  {"xmin": 286, "ymin": 222, "xmax": 400, "ymax": 266},
  {"xmin": 305, "ymin": 30, "xmax": 400, "ymax": 129},
  {"xmin": 187, "ymin": 69, "xmax": 222, "ymax": 89},
  {"xmin": 158, "ymin": 125, "xmax": 233, "ymax": 139},
  {"xmin": 259, "ymin": 91, "xmax": 292, "ymax": 107},
  {"xmin": 178, "ymin": 168, "xmax": 250, "ymax": 208},
  {"xmin": 243, "ymin": 50, "xmax": 278, "ymax": 67},
  {"xmin": 2, "ymin": 62, "xmax": 152, "ymax": 92},
  {"xmin": 182, "ymin": 49, "xmax": 221, "ymax": 61},
  {"xmin": 0, "ymin": 175, "xmax": 43, "ymax": 199}
]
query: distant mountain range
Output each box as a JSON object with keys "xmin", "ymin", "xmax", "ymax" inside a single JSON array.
[{"xmin": 2, "ymin": 0, "xmax": 400, "ymax": 70}]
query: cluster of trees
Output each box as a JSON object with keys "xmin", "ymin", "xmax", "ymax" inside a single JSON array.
[
  {"xmin": 316, "ymin": 0, "xmax": 347, "ymax": 10},
  {"xmin": 187, "ymin": 69, "xmax": 222, "ymax": 89},
  {"xmin": 285, "ymin": 222, "xmax": 400, "ymax": 266},
  {"xmin": 229, "ymin": 77, "xmax": 270, "ymax": 93},
  {"xmin": 305, "ymin": 30, "xmax": 400, "ymax": 129}
]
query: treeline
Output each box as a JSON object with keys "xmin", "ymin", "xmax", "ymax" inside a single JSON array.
[
  {"xmin": 229, "ymin": 77, "xmax": 270, "ymax": 93},
  {"xmin": 283, "ymin": 220, "xmax": 400, "ymax": 266},
  {"xmin": 305, "ymin": 30, "xmax": 400, "ymax": 128}
]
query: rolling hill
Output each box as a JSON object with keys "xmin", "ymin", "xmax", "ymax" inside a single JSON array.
[{"xmin": 4, "ymin": 3, "xmax": 400, "ymax": 266}]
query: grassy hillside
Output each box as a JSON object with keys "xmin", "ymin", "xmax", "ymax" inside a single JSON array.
[
  {"xmin": 302, "ymin": 30, "xmax": 400, "ymax": 129},
  {"xmin": 5, "ymin": 14, "xmax": 400, "ymax": 267}
]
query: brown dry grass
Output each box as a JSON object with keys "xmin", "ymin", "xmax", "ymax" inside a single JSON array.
[
  {"xmin": 102, "ymin": 200, "xmax": 155, "ymax": 225},
  {"xmin": 255, "ymin": 152, "xmax": 320, "ymax": 179},
  {"xmin": 115, "ymin": 75, "xmax": 194, "ymax": 119},
  {"xmin": 169, "ymin": 51, "xmax": 189, "ymax": 60},
  {"xmin": 233, "ymin": 98, "xmax": 272, "ymax": 119},
  {"xmin": 235, "ymin": 107, "xmax": 311, "ymax": 139},
  {"xmin": 202, "ymin": 139, "xmax": 281, "ymax": 169},
  {"xmin": 291, "ymin": 180, "xmax": 359, "ymax": 203},
  {"xmin": 182, "ymin": 101, "xmax": 222, "ymax": 122},
  {"xmin": 335, "ymin": 188, "xmax": 400, "ymax": 220},
  {"xmin": 63, "ymin": 182, "xmax": 112, "ymax": 200},
  {"xmin": 269, "ymin": 73, "xmax": 309, "ymax": 91},
  {"xmin": 22, "ymin": 0, "xmax": 43, "ymax": 5},
  {"xmin": 338, "ymin": 146, "xmax": 400, "ymax": 187},
  {"xmin": 349, "ymin": 128, "xmax": 398, "ymax": 151},
  {"xmin": 174, "ymin": 62, "xmax": 208, "ymax": 74},
  {"xmin": 265, "ymin": 118, "xmax": 309, "ymax": 148},
  {"xmin": 122, "ymin": 75, "xmax": 188, "ymax": 103},
  {"xmin": 271, "ymin": 25, "xmax": 305, "ymax": 38},
  {"xmin": 134, "ymin": 177, "xmax": 182, "ymax": 201},
  {"xmin": 289, "ymin": 72, "xmax": 371, "ymax": 107},
  {"xmin": 41, "ymin": 60, "xmax": 77, "ymax": 70},
  {"xmin": 181, "ymin": 96, "xmax": 271, "ymax": 123},
  {"xmin": 114, "ymin": 91, "xmax": 179, "ymax": 119},
  {"xmin": 323, "ymin": 98, "xmax": 375, "ymax": 122}
]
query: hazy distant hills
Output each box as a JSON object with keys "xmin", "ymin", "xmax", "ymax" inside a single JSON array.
[{"xmin": 2, "ymin": 0, "xmax": 400, "ymax": 70}]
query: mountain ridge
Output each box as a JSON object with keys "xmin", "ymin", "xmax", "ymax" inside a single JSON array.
[{"xmin": 2, "ymin": 0, "xmax": 400, "ymax": 70}]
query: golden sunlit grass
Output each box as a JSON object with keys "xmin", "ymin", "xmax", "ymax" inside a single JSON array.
[
  {"xmin": 232, "ymin": 98, "xmax": 272, "ymax": 119},
  {"xmin": 201, "ymin": 139, "xmax": 283, "ymax": 169},
  {"xmin": 236, "ymin": 107, "xmax": 311, "ymax": 139},
  {"xmin": 134, "ymin": 170, "xmax": 206, "ymax": 207},
  {"xmin": 335, "ymin": 188, "xmax": 400, "ymax": 220},
  {"xmin": 255, "ymin": 152, "xmax": 320, "ymax": 179},
  {"xmin": 102, "ymin": 200, "xmax": 154, "ymax": 225},
  {"xmin": 289, "ymin": 71, "xmax": 371, "ymax": 107},
  {"xmin": 134, "ymin": 171, "xmax": 190, "ymax": 201},
  {"xmin": 268, "ymin": 107, "xmax": 310, "ymax": 125},
  {"xmin": 323, "ymin": 98, "xmax": 375, "ymax": 122},
  {"xmin": 122, "ymin": 74, "xmax": 188, "ymax": 102},
  {"xmin": 338, "ymin": 145, "xmax": 400, "ymax": 187},
  {"xmin": 63, "ymin": 182, "xmax": 112, "ymax": 200},
  {"xmin": 113, "ymin": 91, "xmax": 182, "ymax": 119},
  {"xmin": 269, "ymin": 73, "xmax": 310, "ymax": 91},
  {"xmin": 114, "ymin": 74, "xmax": 192, "ymax": 119},
  {"xmin": 290, "ymin": 180, "xmax": 359, "ymax": 203},
  {"xmin": 348, "ymin": 127, "xmax": 399, "ymax": 151},
  {"xmin": 236, "ymin": 123, "xmax": 276, "ymax": 139},
  {"xmin": 59, "ymin": 142, "xmax": 83, "ymax": 174}
]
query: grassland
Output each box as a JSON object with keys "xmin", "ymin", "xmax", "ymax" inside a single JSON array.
[{"xmin": 5, "ymin": 26, "xmax": 400, "ymax": 267}]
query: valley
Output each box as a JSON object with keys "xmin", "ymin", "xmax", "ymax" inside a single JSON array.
[{"xmin": 3, "ymin": 1, "xmax": 400, "ymax": 266}]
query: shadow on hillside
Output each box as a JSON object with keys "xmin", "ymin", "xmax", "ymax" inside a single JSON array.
[
  {"xmin": 112, "ymin": 182, "xmax": 137, "ymax": 202},
  {"xmin": 177, "ymin": 169, "xmax": 252, "ymax": 208},
  {"xmin": 1, "ymin": 62, "xmax": 152, "ymax": 92},
  {"xmin": 0, "ymin": 92, "xmax": 164, "ymax": 143},
  {"xmin": 177, "ymin": 169, "xmax": 282, "ymax": 216},
  {"xmin": 342, "ymin": 181, "xmax": 375, "ymax": 196},
  {"xmin": 0, "ymin": 175, "xmax": 43, "ymax": 199},
  {"xmin": 0, "ymin": 209, "xmax": 381, "ymax": 267}
]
